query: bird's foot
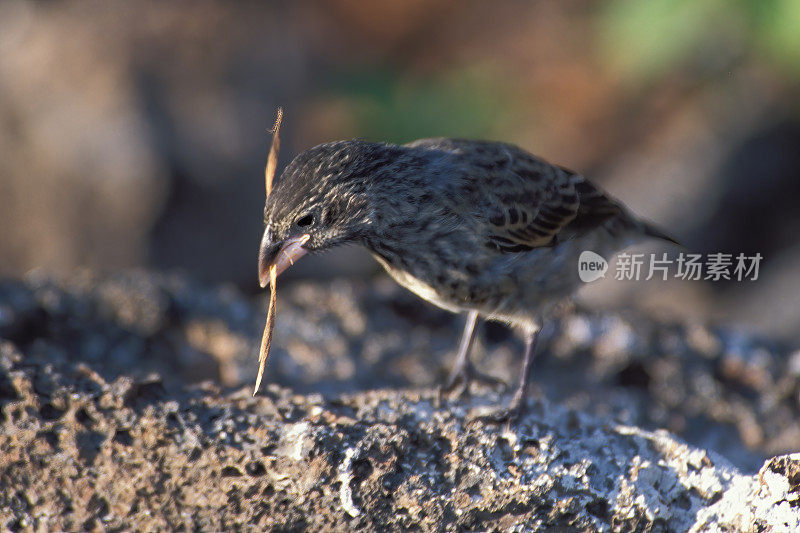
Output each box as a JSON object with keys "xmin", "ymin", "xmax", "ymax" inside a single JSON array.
[
  {"xmin": 436, "ymin": 363, "xmax": 505, "ymax": 406},
  {"xmin": 466, "ymin": 390, "xmax": 527, "ymax": 426}
]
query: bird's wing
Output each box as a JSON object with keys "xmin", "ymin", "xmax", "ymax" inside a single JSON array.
[
  {"xmin": 481, "ymin": 166, "xmax": 577, "ymax": 252},
  {"xmin": 407, "ymin": 138, "xmax": 625, "ymax": 252},
  {"xmin": 471, "ymin": 143, "xmax": 623, "ymax": 252}
]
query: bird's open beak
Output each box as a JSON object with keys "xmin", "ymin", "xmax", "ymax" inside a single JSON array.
[{"xmin": 258, "ymin": 231, "xmax": 311, "ymax": 288}]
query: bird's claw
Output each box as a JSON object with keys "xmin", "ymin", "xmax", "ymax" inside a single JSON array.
[
  {"xmin": 466, "ymin": 395, "xmax": 527, "ymax": 427},
  {"xmin": 437, "ymin": 363, "xmax": 506, "ymax": 406}
]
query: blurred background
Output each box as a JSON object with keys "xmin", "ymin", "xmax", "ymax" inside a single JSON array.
[{"xmin": 1, "ymin": 0, "xmax": 798, "ymax": 341}]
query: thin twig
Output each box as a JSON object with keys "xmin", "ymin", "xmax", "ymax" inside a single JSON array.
[
  {"xmin": 254, "ymin": 106, "xmax": 283, "ymax": 396},
  {"xmin": 265, "ymin": 107, "xmax": 283, "ymax": 197}
]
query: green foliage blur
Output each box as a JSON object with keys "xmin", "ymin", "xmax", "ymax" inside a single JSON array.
[
  {"xmin": 320, "ymin": 0, "xmax": 800, "ymax": 152},
  {"xmin": 601, "ymin": 0, "xmax": 800, "ymax": 82},
  {"xmin": 330, "ymin": 67, "xmax": 509, "ymax": 144}
]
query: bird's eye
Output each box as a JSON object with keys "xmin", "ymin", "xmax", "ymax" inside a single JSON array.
[{"xmin": 296, "ymin": 213, "xmax": 314, "ymax": 227}]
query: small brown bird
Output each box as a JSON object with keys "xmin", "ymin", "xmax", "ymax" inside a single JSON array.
[{"xmin": 259, "ymin": 138, "xmax": 675, "ymax": 418}]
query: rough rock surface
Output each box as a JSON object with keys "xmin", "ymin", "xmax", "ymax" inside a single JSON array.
[{"xmin": 1, "ymin": 272, "xmax": 798, "ymax": 530}]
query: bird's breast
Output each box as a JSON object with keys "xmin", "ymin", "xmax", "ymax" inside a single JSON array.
[
  {"xmin": 364, "ymin": 223, "xmax": 624, "ymax": 327},
  {"xmin": 371, "ymin": 254, "xmax": 468, "ymax": 314}
]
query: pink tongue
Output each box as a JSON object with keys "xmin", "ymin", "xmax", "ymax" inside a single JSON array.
[{"xmin": 274, "ymin": 234, "xmax": 310, "ymax": 277}]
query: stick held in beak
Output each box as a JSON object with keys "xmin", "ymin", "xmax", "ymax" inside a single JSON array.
[
  {"xmin": 254, "ymin": 266, "xmax": 277, "ymax": 396},
  {"xmin": 253, "ymin": 107, "xmax": 283, "ymax": 396},
  {"xmin": 253, "ymin": 233, "xmax": 309, "ymax": 394}
]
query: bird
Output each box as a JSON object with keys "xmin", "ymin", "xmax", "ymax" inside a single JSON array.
[{"xmin": 258, "ymin": 137, "xmax": 676, "ymax": 419}]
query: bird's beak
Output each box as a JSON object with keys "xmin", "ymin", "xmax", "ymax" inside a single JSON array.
[{"xmin": 258, "ymin": 231, "xmax": 311, "ymax": 288}]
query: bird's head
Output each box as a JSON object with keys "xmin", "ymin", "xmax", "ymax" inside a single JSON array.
[{"xmin": 258, "ymin": 140, "xmax": 399, "ymax": 287}]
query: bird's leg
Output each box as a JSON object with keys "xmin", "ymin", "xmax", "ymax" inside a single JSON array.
[
  {"xmin": 467, "ymin": 324, "xmax": 540, "ymax": 425},
  {"xmin": 505, "ymin": 325, "xmax": 540, "ymax": 419},
  {"xmin": 438, "ymin": 311, "xmax": 505, "ymax": 403},
  {"xmin": 443, "ymin": 310, "xmax": 479, "ymax": 392}
]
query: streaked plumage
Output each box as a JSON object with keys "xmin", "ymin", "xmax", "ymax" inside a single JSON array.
[{"xmin": 259, "ymin": 138, "xmax": 675, "ymax": 418}]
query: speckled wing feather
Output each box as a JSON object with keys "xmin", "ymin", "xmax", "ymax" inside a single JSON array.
[
  {"xmin": 481, "ymin": 150, "xmax": 581, "ymax": 252},
  {"xmin": 407, "ymin": 139, "xmax": 623, "ymax": 253}
]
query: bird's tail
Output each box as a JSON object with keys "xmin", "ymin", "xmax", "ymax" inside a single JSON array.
[
  {"xmin": 640, "ymin": 220, "xmax": 681, "ymax": 246},
  {"xmin": 609, "ymin": 207, "xmax": 681, "ymax": 247}
]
